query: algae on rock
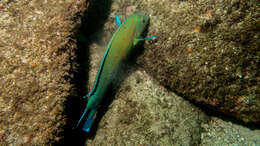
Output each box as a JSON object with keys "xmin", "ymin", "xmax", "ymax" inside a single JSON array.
[{"xmin": 0, "ymin": 0, "xmax": 88, "ymax": 145}]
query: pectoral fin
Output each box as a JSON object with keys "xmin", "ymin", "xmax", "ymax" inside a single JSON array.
[
  {"xmin": 134, "ymin": 36, "xmax": 157, "ymax": 45},
  {"xmin": 137, "ymin": 36, "xmax": 157, "ymax": 41}
]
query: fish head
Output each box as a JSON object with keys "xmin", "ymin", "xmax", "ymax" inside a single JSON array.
[{"xmin": 133, "ymin": 13, "xmax": 150, "ymax": 40}]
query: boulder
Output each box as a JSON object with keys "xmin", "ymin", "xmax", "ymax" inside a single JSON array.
[
  {"xmin": 0, "ymin": 0, "xmax": 88, "ymax": 145},
  {"xmin": 137, "ymin": 0, "xmax": 260, "ymax": 124}
]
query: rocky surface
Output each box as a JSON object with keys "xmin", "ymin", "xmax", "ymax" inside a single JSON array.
[
  {"xmin": 75, "ymin": 35, "xmax": 207, "ymax": 144},
  {"xmin": 73, "ymin": 42, "xmax": 260, "ymax": 145},
  {"xmin": 136, "ymin": 0, "xmax": 260, "ymax": 124},
  {"xmin": 0, "ymin": 0, "xmax": 88, "ymax": 145},
  {"xmin": 68, "ymin": 2, "xmax": 260, "ymax": 142},
  {"xmin": 200, "ymin": 117, "xmax": 260, "ymax": 145},
  {"xmin": 1, "ymin": 0, "xmax": 259, "ymax": 145},
  {"xmin": 84, "ymin": 69, "xmax": 260, "ymax": 146},
  {"xmin": 85, "ymin": 68, "xmax": 208, "ymax": 145}
]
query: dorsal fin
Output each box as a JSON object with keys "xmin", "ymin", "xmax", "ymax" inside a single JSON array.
[
  {"xmin": 82, "ymin": 41, "xmax": 111, "ymax": 98},
  {"xmin": 115, "ymin": 15, "xmax": 122, "ymax": 27}
]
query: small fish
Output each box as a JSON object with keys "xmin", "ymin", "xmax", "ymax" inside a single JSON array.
[{"xmin": 76, "ymin": 13, "xmax": 156, "ymax": 132}]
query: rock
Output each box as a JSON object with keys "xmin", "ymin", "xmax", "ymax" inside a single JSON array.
[
  {"xmin": 0, "ymin": 0, "xmax": 88, "ymax": 145},
  {"xmin": 2, "ymin": 0, "xmax": 258, "ymax": 145},
  {"xmin": 136, "ymin": 0, "xmax": 260, "ymax": 124},
  {"xmin": 86, "ymin": 61, "xmax": 208, "ymax": 145},
  {"xmin": 69, "ymin": 8, "xmax": 208, "ymax": 143},
  {"xmin": 200, "ymin": 117, "xmax": 260, "ymax": 145},
  {"xmin": 76, "ymin": 42, "xmax": 259, "ymax": 145},
  {"xmin": 64, "ymin": 0, "xmax": 259, "ymax": 145}
]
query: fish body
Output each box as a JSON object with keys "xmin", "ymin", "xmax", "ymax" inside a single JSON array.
[{"xmin": 76, "ymin": 13, "xmax": 155, "ymax": 132}]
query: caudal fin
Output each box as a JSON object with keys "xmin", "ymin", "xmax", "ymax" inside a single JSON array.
[
  {"xmin": 74, "ymin": 106, "xmax": 89, "ymax": 129},
  {"xmin": 82, "ymin": 108, "xmax": 97, "ymax": 132}
]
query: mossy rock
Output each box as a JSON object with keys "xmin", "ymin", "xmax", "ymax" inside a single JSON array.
[
  {"xmin": 137, "ymin": 0, "xmax": 259, "ymax": 124},
  {"xmin": 0, "ymin": 0, "xmax": 88, "ymax": 145}
]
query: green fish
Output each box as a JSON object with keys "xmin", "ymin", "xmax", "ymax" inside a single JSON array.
[{"xmin": 76, "ymin": 13, "xmax": 156, "ymax": 132}]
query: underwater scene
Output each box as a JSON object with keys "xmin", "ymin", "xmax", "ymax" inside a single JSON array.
[{"xmin": 0, "ymin": 0, "xmax": 259, "ymax": 145}]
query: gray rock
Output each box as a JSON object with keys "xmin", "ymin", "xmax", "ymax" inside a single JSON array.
[{"xmin": 200, "ymin": 117, "xmax": 260, "ymax": 145}]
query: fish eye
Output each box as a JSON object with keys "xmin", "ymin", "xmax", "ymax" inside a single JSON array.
[{"xmin": 138, "ymin": 17, "xmax": 146, "ymax": 23}]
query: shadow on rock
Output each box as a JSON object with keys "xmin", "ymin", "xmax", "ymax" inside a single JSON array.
[{"xmin": 55, "ymin": 0, "xmax": 113, "ymax": 145}]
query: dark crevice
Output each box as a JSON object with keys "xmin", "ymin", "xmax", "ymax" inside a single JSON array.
[
  {"xmin": 56, "ymin": 1, "xmax": 154, "ymax": 144},
  {"xmin": 56, "ymin": 0, "xmax": 113, "ymax": 145}
]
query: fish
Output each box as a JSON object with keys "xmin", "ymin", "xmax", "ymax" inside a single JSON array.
[{"xmin": 76, "ymin": 13, "xmax": 156, "ymax": 132}]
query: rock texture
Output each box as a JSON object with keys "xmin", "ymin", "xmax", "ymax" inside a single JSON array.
[
  {"xmin": 86, "ymin": 70, "xmax": 208, "ymax": 145},
  {"xmin": 85, "ymin": 69, "xmax": 260, "ymax": 145},
  {"xmin": 136, "ymin": 0, "xmax": 260, "ymax": 124},
  {"xmin": 69, "ymin": 40, "xmax": 259, "ymax": 145},
  {"xmin": 0, "ymin": 0, "xmax": 88, "ymax": 145},
  {"xmin": 79, "ymin": 40, "xmax": 208, "ymax": 144},
  {"xmin": 67, "ymin": 0, "xmax": 260, "ymax": 144},
  {"xmin": 1, "ymin": 0, "xmax": 259, "ymax": 145},
  {"xmin": 200, "ymin": 117, "xmax": 260, "ymax": 145}
]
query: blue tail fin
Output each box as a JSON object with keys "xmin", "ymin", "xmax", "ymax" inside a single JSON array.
[
  {"xmin": 82, "ymin": 108, "xmax": 97, "ymax": 132},
  {"xmin": 74, "ymin": 105, "xmax": 89, "ymax": 129}
]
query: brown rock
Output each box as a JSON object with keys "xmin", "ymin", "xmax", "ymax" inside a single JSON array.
[
  {"xmin": 0, "ymin": 0, "xmax": 88, "ymax": 145},
  {"xmin": 137, "ymin": 0, "xmax": 260, "ymax": 124}
]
